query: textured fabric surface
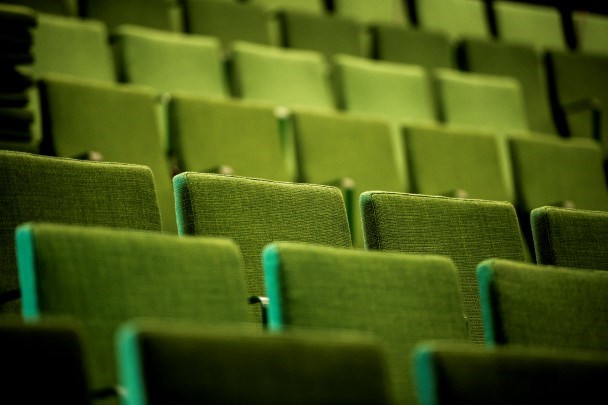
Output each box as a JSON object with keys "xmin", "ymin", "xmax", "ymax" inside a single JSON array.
[
  {"xmin": 17, "ymin": 223, "xmax": 252, "ymax": 392},
  {"xmin": 509, "ymin": 135, "xmax": 608, "ymax": 212},
  {"xmin": 119, "ymin": 322, "xmax": 391, "ymax": 405},
  {"xmin": 38, "ymin": 75, "xmax": 177, "ymax": 233},
  {"xmin": 333, "ymin": 0, "xmax": 407, "ymax": 25},
  {"xmin": 477, "ymin": 259, "xmax": 608, "ymax": 351},
  {"xmin": 361, "ymin": 191, "xmax": 527, "ymax": 344},
  {"xmin": 292, "ymin": 110, "xmax": 407, "ymax": 247},
  {"xmin": 264, "ymin": 242, "xmax": 468, "ymax": 405},
  {"xmin": 532, "ymin": 206, "xmax": 608, "ymax": 270},
  {"xmin": 404, "ymin": 126, "xmax": 510, "ymax": 202},
  {"xmin": 82, "ymin": 0, "xmax": 181, "ymax": 32},
  {"xmin": 170, "ymin": 94, "xmax": 290, "ymax": 181},
  {"xmin": 0, "ymin": 151, "xmax": 161, "ymax": 315},
  {"xmin": 417, "ymin": 0, "xmax": 489, "ymax": 41},
  {"xmin": 414, "ymin": 341, "xmax": 608, "ymax": 405},
  {"xmin": 251, "ymin": 0, "xmax": 323, "ymax": 14},
  {"xmin": 231, "ymin": 41, "xmax": 335, "ymax": 111},
  {"xmin": 173, "ymin": 173, "xmax": 352, "ymax": 321}
]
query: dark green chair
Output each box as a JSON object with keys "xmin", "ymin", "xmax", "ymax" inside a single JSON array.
[
  {"xmin": 415, "ymin": 0, "xmax": 489, "ymax": 42},
  {"xmin": 80, "ymin": 0, "xmax": 182, "ymax": 32},
  {"xmin": 263, "ymin": 242, "xmax": 468, "ymax": 405},
  {"xmin": 531, "ymin": 206, "xmax": 608, "ymax": 271},
  {"xmin": 477, "ymin": 259, "xmax": 608, "ymax": 351},
  {"xmin": 16, "ymin": 223, "xmax": 252, "ymax": 400},
  {"xmin": 361, "ymin": 191, "xmax": 528, "ymax": 344},
  {"xmin": 173, "ymin": 173, "xmax": 352, "ymax": 322},
  {"xmin": 117, "ymin": 321, "xmax": 392, "ymax": 405},
  {"xmin": 0, "ymin": 151, "xmax": 161, "ymax": 315},
  {"xmin": 413, "ymin": 341, "xmax": 608, "ymax": 405},
  {"xmin": 333, "ymin": 0, "xmax": 408, "ymax": 25}
]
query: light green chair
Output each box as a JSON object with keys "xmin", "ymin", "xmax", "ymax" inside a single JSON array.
[
  {"xmin": 263, "ymin": 242, "xmax": 468, "ymax": 405},
  {"xmin": 38, "ymin": 75, "xmax": 177, "ymax": 233},
  {"xmin": 0, "ymin": 151, "xmax": 161, "ymax": 316},
  {"xmin": 532, "ymin": 206, "xmax": 608, "ymax": 271},
  {"xmin": 117, "ymin": 322, "xmax": 392, "ymax": 405},
  {"xmin": 250, "ymin": 0, "xmax": 324, "ymax": 14},
  {"xmin": 230, "ymin": 41, "xmax": 335, "ymax": 111},
  {"xmin": 80, "ymin": 0, "xmax": 182, "ymax": 32},
  {"xmin": 416, "ymin": 0, "xmax": 490, "ymax": 42},
  {"xmin": 16, "ymin": 223, "xmax": 252, "ymax": 399},
  {"xmin": 361, "ymin": 191, "xmax": 528, "ymax": 344},
  {"xmin": 477, "ymin": 259, "xmax": 608, "ymax": 351},
  {"xmin": 292, "ymin": 110, "xmax": 407, "ymax": 247},
  {"xmin": 574, "ymin": 11, "xmax": 608, "ymax": 55},
  {"xmin": 333, "ymin": 0, "xmax": 408, "ymax": 25}
]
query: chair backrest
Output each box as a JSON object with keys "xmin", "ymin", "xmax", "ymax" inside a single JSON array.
[
  {"xmin": 403, "ymin": 126, "xmax": 511, "ymax": 202},
  {"xmin": 0, "ymin": 151, "xmax": 161, "ymax": 315},
  {"xmin": 361, "ymin": 191, "xmax": 527, "ymax": 344},
  {"xmin": 33, "ymin": 13, "xmax": 114, "ymax": 82},
  {"xmin": 458, "ymin": 38, "xmax": 556, "ymax": 134},
  {"xmin": 509, "ymin": 135, "xmax": 608, "ymax": 212},
  {"xmin": 413, "ymin": 341, "xmax": 608, "ymax": 405},
  {"xmin": 113, "ymin": 25, "xmax": 229, "ymax": 98},
  {"xmin": 333, "ymin": 0, "xmax": 408, "ymax": 25},
  {"xmin": 574, "ymin": 11, "xmax": 608, "ymax": 55},
  {"xmin": 493, "ymin": 1, "xmax": 566, "ymax": 51},
  {"xmin": 250, "ymin": 0, "xmax": 324, "ymax": 14},
  {"xmin": 477, "ymin": 259, "xmax": 608, "ymax": 351},
  {"xmin": 416, "ymin": 0, "xmax": 489, "ymax": 41},
  {"xmin": 80, "ymin": 0, "xmax": 182, "ymax": 32},
  {"xmin": 117, "ymin": 321, "xmax": 392, "ymax": 405},
  {"xmin": 173, "ymin": 173, "xmax": 352, "ymax": 321},
  {"xmin": 230, "ymin": 41, "xmax": 335, "ymax": 111},
  {"xmin": 169, "ymin": 94, "xmax": 291, "ymax": 181},
  {"xmin": 38, "ymin": 75, "xmax": 177, "ymax": 233},
  {"xmin": 531, "ymin": 206, "xmax": 608, "ymax": 270},
  {"xmin": 334, "ymin": 54, "xmax": 436, "ymax": 125},
  {"xmin": 16, "ymin": 223, "xmax": 252, "ymax": 394},
  {"xmin": 263, "ymin": 242, "xmax": 468, "ymax": 405},
  {"xmin": 2, "ymin": 0, "xmax": 77, "ymax": 16},
  {"xmin": 292, "ymin": 110, "xmax": 407, "ymax": 247}
]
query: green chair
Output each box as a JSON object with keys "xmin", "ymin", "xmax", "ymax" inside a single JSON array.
[
  {"xmin": 173, "ymin": 173, "xmax": 352, "ymax": 322},
  {"xmin": 0, "ymin": 151, "xmax": 161, "ymax": 315},
  {"xmin": 38, "ymin": 75, "xmax": 177, "ymax": 233},
  {"xmin": 333, "ymin": 0, "xmax": 408, "ymax": 25},
  {"xmin": 1, "ymin": 0, "xmax": 77, "ymax": 16},
  {"xmin": 169, "ymin": 94, "xmax": 291, "ymax": 181},
  {"xmin": 117, "ymin": 321, "xmax": 392, "ymax": 405},
  {"xmin": 531, "ymin": 206, "xmax": 608, "ymax": 271},
  {"xmin": 250, "ymin": 0, "xmax": 324, "ymax": 14},
  {"xmin": 292, "ymin": 110, "xmax": 407, "ymax": 247},
  {"xmin": 574, "ymin": 11, "xmax": 608, "ymax": 55},
  {"xmin": 477, "ymin": 259, "xmax": 608, "ymax": 351},
  {"xmin": 493, "ymin": 1, "xmax": 566, "ymax": 51},
  {"xmin": 16, "ymin": 223, "xmax": 252, "ymax": 399},
  {"xmin": 415, "ymin": 0, "xmax": 489, "ymax": 42},
  {"xmin": 80, "ymin": 0, "xmax": 182, "ymax": 32},
  {"xmin": 413, "ymin": 341, "xmax": 608, "ymax": 405},
  {"xmin": 361, "ymin": 191, "xmax": 528, "ymax": 344},
  {"xmin": 404, "ymin": 126, "xmax": 511, "ymax": 202},
  {"xmin": 33, "ymin": 13, "xmax": 114, "ymax": 82},
  {"xmin": 263, "ymin": 242, "xmax": 468, "ymax": 405},
  {"xmin": 230, "ymin": 41, "xmax": 335, "ymax": 111}
]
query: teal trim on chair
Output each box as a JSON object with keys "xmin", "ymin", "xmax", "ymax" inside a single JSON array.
[
  {"xmin": 476, "ymin": 260, "xmax": 496, "ymax": 346},
  {"xmin": 172, "ymin": 173, "xmax": 191, "ymax": 236},
  {"xmin": 117, "ymin": 323, "xmax": 147, "ymax": 405},
  {"xmin": 15, "ymin": 224, "xmax": 40, "ymax": 321},
  {"xmin": 413, "ymin": 344, "xmax": 439, "ymax": 405},
  {"xmin": 262, "ymin": 243, "xmax": 284, "ymax": 331}
]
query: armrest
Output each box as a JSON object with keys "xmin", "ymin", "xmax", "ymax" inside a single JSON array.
[
  {"xmin": 439, "ymin": 189, "xmax": 469, "ymax": 199},
  {"xmin": 324, "ymin": 177, "xmax": 356, "ymax": 239},
  {"xmin": 72, "ymin": 151, "xmax": 103, "ymax": 161},
  {"xmin": 248, "ymin": 296, "xmax": 269, "ymax": 326},
  {"xmin": 202, "ymin": 165, "xmax": 234, "ymax": 176},
  {"xmin": 562, "ymin": 98, "xmax": 602, "ymax": 141}
]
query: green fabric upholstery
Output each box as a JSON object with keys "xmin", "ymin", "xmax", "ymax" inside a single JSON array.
[
  {"xmin": 531, "ymin": 206, "xmax": 608, "ymax": 270},
  {"xmin": 403, "ymin": 126, "xmax": 511, "ymax": 202},
  {"xmin": 278, "ymin": 11, "xmax": 366, "ymax": 59},
  {"xmin": 113, "ymin": 25, "xmax": 228, "ymax": 98},
  {"xmin": 0, "ymin": 151, "xmax": 161, "ymax": 315},
  {"xmin": 0, "ymin": 321, "xmax": 91, "ymax": 404},
  {"xmin": 263, "ymin": 242, "xmax": 468, "ymax": 405},
  {"xmin": 574, "ymin": 12, "xmax": 608, "ymax": 55},
  {"xmin": 170, "ymin": 94, "xmax": 291, "ymax": 181},
  {"xmin": 372, "ymin": 24, "xmax": 453, "ymax": 71},
  {"xmin": 333, "ymin": 0, "xmax": 408, "ymax": 24},
  {"xmin": 118, "ymin": 321, "xmax": 391, "ymax": 405},
  {"xmin": 33, "ymin": 13, "xmax": 114, "ymax": 82},
  {"xmin": 477, "ymin": 259, "xmax": 608, "ymax": 351},
  {"xmin": 38, "ymin": 75, "xmax": 177, "ymax": 233},
  {"xmin": 416, "ymin": 0, "xmax": 489, "ymax": 41},
  {"xmin": 361, "ymin": 191, "xmax": 527, "ymax": 344},
  {"xmin": 458, "ymin": 38, "xmax": 556, "ymax": 134},
  {"xmin": 494, "ymin": 1, "xmax": 566, "ymax": 51},
  {"xmin": 173, "ymin": 173, "xmax": 352, "ymax": 321},
  {"xmin": 250, "ymin": 0, "xmax": 324, "ymax": 14},
  {"xmin": 334, "ymin": 54, "xmax": 436, "ymax": 125},
  {"xmin": 292, "ymin": 110, "xmax": 407, "ymax": 247},
  {"xmin": 509, "ymin": 135, "xmax": 608, "ymax": 212},
  {"xmin": 184, "ymin": 0, "xmax": 272, "ymax": 49},
  {"xmin": 16, "ymin": 223, "xmax": 252, "ymax": 394},
  {"xmin": 231, "ymin": 41, "xmax": 335, "ymax": 111},
  {"xmin": 413, "ymin": 341, "xmax": 608, "ymax": 405},
  {"xmin": 81, "ymin": 0, "xmax": 182, "ymax": 32},
  {"xmin": 1, "ymin": 0, "xmax": 76, "ymax": 16}
]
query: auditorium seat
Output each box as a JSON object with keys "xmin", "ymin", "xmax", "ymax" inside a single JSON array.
[
  {"xmin": 263, "ymin": 242, "xmax": 468, "ymax": 405},
  {"xmin": 415, "ymin": 0, "xmax": 490, "ymax": 42},
  {"xmin": 360, "ymin": 191, "xmax": 528, "ymax": 344},
  {"xmin": 80, "ymin": 0, "xmax": 183, "ymax": 32},
  {"xmin": 574, "ymin": 11, "xmax": 608, "ymax": 55},
  {"xmin": 1, "ymin": 0, "xmax": 77, "ymax": 16},
  {"xmin": 250, "ymin": 0, "xmax": 325, "ymax": 14},
  {"xmin": 332, "ymin": 0, "xmax": 408, "ymax": 25}
]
